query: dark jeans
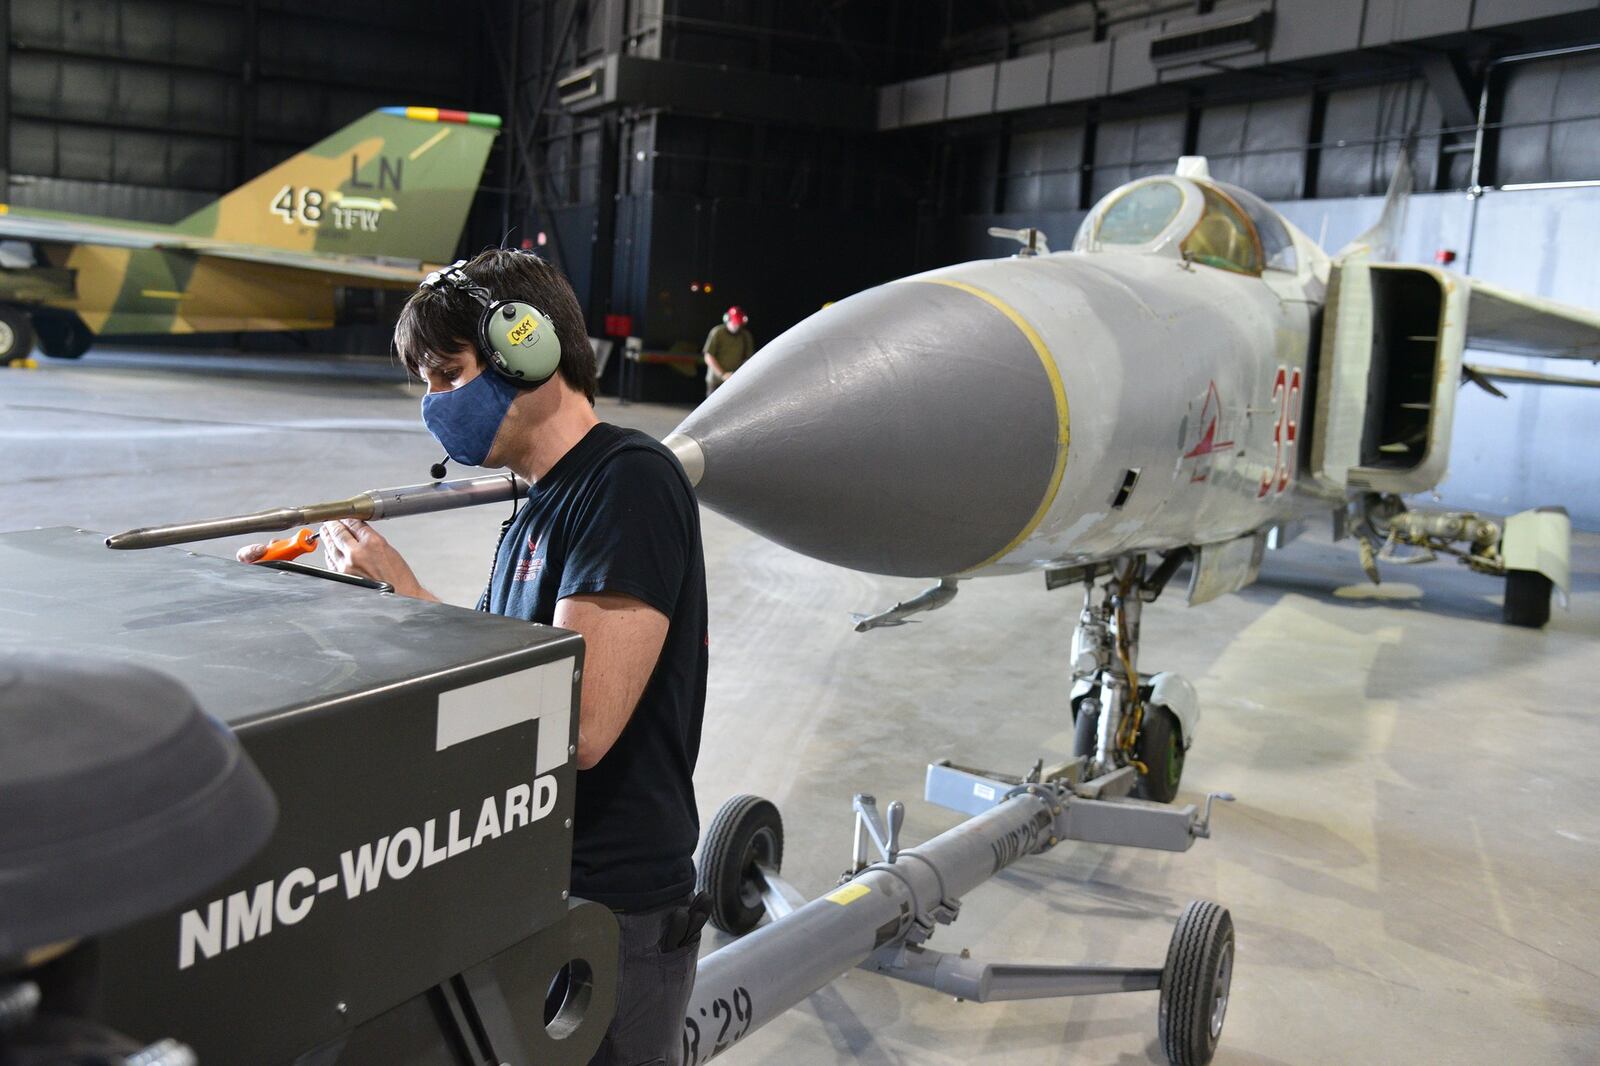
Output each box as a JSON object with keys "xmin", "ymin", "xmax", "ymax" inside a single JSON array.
[{"xmin": 590, "ymin": 896, "xmax": 699, "ymax": 1066}]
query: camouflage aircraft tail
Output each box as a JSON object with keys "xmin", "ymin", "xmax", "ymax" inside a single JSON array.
[{"xmin": 174, "ymin": 107, "xmax": 500, "ymax": 264}]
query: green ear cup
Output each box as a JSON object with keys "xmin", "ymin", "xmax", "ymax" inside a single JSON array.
[{"xmin": 482, "ymin": 300, "xmax": 561, "ymax": 384}]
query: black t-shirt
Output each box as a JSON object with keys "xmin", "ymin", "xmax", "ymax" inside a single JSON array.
[{"xmin": 484, "ymin": 422, "xmax": 707, "ymax": 911}]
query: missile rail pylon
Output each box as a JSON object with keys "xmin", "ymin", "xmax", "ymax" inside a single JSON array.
[{"xmin": 684, "ymin": 758, "xmax": 1235, "ymax": 1066}]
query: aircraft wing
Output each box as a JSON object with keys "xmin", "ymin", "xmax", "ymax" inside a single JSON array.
[
  {"xmin": 1463, "ymin": 362, "xmax": 1600, "ymax": 389},
  {"xmin": 1466, "ymin": 277, "xmax": 1600, "ymax": 360},
  {"xmin": 176, "ymin": 242, "xmax": 427, "ymax": 287},
  {"xmin": 0, "ymin": 209, "xmax": 426, "ymax": 287},
  {"xmin": 0, "ymin": 210, "xmax": 171, "ymax": 251}
]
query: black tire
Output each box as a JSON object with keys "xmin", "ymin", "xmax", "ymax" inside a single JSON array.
[
  {"xmin": 696, "ymin": 794, "xmax": 783, "ymax": 936},
  {"xmin": 1132, "ymin": 704, "xmax": 1185, "ymax": 804},
  {"xmin": 1503, "ymin": 570, "xmax": 1552, "ymax": 628},
  {"xmin": 1159, "ymin": 900, "xmax": 1234, "ymax": 1066},
  {"xmin": 32, "ymin": 312, "xmax": 93, "ymax": 359},
  {"xmin": 1071, "ymin": 689, "xmax": 1100, "ymax": 758},
  {"xmin": 0, "ymin": 306, "xmax": 34, "ymax": 362}
]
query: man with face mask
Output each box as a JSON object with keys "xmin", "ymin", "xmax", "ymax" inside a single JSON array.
[
  {"xmin": 237, "ymin": 248, "xmax": 708, "ymax": 1066},
  {"xmin": 701, "ymin": 306, "xmax": 753, "ymax": 397}
]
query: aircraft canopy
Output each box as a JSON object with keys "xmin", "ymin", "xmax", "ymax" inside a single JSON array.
[{"xmin": 1075, "ymin": 175, "xmax": 1298, "ymax": 277}]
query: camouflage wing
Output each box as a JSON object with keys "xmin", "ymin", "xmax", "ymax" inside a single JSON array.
[{"xmin": 0, "ymin": 205, "xmax": 173, "ymax": 251}]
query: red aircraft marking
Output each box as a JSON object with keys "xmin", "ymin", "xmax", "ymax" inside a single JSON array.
[
  {"xmin": 1258, "ymin": 366, "xmax": 1303, "ymax": 498},
  {"xmin": 1183, "ymin": 380, "xmax": 1235, "ymax": 482}
]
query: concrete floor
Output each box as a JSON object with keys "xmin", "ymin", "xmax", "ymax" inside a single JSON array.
[{"xmin": 5, "ymin": 349, "xmax": 1599, "ymax": 1064}]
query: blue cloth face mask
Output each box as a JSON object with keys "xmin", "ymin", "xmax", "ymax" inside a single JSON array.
[{"xmin": 421, "ymin": 369, "xmax": 520, "ymax": 467}]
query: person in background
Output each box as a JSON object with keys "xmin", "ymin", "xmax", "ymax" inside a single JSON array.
[{"xmin": 702, "ymin": 306, "xmax": 754, "ymax": 397}]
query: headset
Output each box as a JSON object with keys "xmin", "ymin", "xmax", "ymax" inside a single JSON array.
[{"xmin": 420, "ymin": 255, "xmax": 562, "ymax": 387}]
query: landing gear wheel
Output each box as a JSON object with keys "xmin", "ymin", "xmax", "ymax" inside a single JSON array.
[
  {"xmin": 697, "ymin": 794, "xmax": 784, "ymax": 936},
  {"xmin": 0, "ymin": 306, "xmax": 35, "ymax": 363},
  {"xmin": 1503, "ymin": 569, "xmax": 1552, "ymax": 628},
  {"xmin": 1071, "ymin": 689, "xmax": 1099, "ymax": 758},
  {"xmin": 1132, "ymin": 705, "xmax": 1184, "ymax": 804},
  {"xmin": 1159, "ymin": 899, "xmax": 1234, "ymax": 1066},
  {"xmin": 33, "ymin": 313, "xmax": 92, "ymax": 359}
]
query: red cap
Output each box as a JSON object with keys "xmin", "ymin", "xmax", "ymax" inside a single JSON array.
[{"xmin": 724, "ymin": 306, "xmax": 747, "ymax": 327}]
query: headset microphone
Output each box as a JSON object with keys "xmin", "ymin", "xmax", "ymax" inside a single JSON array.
[{"xmin": 430, "ymin": 458, "xmax": 449, "ymax": 481}]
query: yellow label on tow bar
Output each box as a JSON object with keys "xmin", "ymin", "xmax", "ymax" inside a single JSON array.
[{"xmin": 824, "ymin": 883, "xmax": 871, "ymax": 906}]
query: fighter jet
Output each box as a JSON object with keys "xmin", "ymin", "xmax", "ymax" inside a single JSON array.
[
  {"xmin": 664, "ymin": 154, "xmax": 1600, "ymax": 802},
  {"xmin": 0, "ymin": 106, "xmax": 499, "ymax": 363}
]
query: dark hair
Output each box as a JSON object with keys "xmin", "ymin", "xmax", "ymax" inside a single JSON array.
[{"xmin": 394, "ymin": 247, "xmax": 597, "ymax": 401}]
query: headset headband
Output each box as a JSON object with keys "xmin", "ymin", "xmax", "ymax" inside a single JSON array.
[{"xmin": 419, "ymin": 255, "xmax": 562, "ymax": 388}]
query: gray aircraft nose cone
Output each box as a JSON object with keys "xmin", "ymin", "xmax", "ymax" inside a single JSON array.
[{"xmin": 669, "ymin": 278, "xmax": 1064, "ymax": 577}]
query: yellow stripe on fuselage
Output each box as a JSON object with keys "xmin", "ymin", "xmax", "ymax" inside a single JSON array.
[{"xmin": 914, "ymin": 277, "xmax": 1070, "ymax": 573}]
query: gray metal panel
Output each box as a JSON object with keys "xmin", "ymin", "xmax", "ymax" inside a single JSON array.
[
  {"xmin": 1197, "ymin": 95, "xmax": 1311, "ymax": 201},
  {"xmin": 1363, "ymin": 0, "xmax": 1471, "ymax": 45},
  {"xmin": 1269, "ymin": 0, "xmax": 1366, "ymax": 62},
  {"xmin": 1319, "ymin": 80, "xmax": 1440, "ymax": 197},
  {"xmin": 1109, "ymin": 27, "xmax": 1162, "ymax": 95},
  {"xmin": 1089, "ymin": 111, "xmax": 1186, "ymax": 201},
  {"xmin": 1049, "ymin": 41, "xmax": 1111, "ymax": 103},
  {"xmin": 0, "ymin": 528, "xmax": 582, "ymax": 725},
  {"xmin": 902, "ymin": 74, "xmax": 950, "ymax": 127},
  {"xmin": 1473, "ymin": 0, "xmax": 1596, "ymax": 28},
  {"xmin": 947, "ymin": 64, "xmax": 997, "ymax": 120},
  {"xmin": 878, "ymin": 83, "xmax": 904, "ymax": 130},
  {"xmin": 1057, "ymin": 797, "xmax": 1199, "ymax": 852},
  {"xmin": 996, "ymin": 52, "xmax": 1050, "ymax": 112},
  {"xmin": 1360, "ymin": 0, "xmax": 1403, "ymax": 46},
  {"xmin": 1498, "ymin": 53, "xmax": 1600, "ymax": 186},
  {"xmin": 1004, "ymin": 126, "xmax": 1084, "ymax": 213}
]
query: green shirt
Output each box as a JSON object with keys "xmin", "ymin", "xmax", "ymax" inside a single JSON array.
[{"xmin": 704, "ymin": 324, "xmax": 755, "ymax": 373}]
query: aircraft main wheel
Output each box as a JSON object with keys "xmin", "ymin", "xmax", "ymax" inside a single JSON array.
[
  {"xmin": 1503, "ymin": 570, "xmax": 1552, "ymax": 628},
  {"xmin": 0, "ymin": 306, "xmax": 35, "ymax": 362},
  {"xmin": 697, "ymin": 794, "xmax": 783, "ymax": 936},
  {"xmin": 33, "ymin": 313, "xmax": 93, "ymax": 359},
  {"xmin": 1159, "ymin": 899, "xmax": 1234, "ymax": 1066},
  {"xmin": 1132, "ymin": 705, "xmax": 1184, "ymax": 804}
]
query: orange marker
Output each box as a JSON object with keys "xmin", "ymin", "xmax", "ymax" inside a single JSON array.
[{"xmin": 255, "ymin": 528, "xmax": 319, "ymax": 564}]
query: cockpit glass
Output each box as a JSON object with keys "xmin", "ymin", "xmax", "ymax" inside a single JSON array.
[
  {"xmin": 1216, "ymin": 181, "xmax": 1296, "ymax": 272},
  {"xmin": 1181, "ymin": 184, "xmax": 1262, "ymax": 275},
  {"xmin": 1095, "ymin": 181, "xmax": 1184, "ymax": 246}
]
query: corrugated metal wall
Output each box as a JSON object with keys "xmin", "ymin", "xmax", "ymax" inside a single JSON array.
[{"xmin": 4, "ymin": 0, "xmax": 484, "ymax": 223}]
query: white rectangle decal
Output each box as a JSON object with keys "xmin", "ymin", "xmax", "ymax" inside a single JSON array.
[
  {"xmin": 435, "ymin": 658, "xmax": 575, "ymax": 774},
  {"xmin": 972, "ymin": 782, "xmax": 996, "ymax": 802}
]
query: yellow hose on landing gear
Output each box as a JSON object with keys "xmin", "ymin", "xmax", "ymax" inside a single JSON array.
[{"xmin": 1111, "ymin": 562, "xmax": 1147, "ymax": 774}]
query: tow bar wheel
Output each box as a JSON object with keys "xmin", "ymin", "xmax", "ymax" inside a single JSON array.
[
  {"xmin": 697, "ymin": 794, "xmax": 784, "ymax": 936},
  {"xmin": 1158, "ymin": 899, "xmax": 1235, "ymax": 1066}
]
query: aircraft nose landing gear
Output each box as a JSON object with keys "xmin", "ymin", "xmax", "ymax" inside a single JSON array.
[{"xmin": 1065, "ymin": 554, "xmax": 1199, "ymax": 804}]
